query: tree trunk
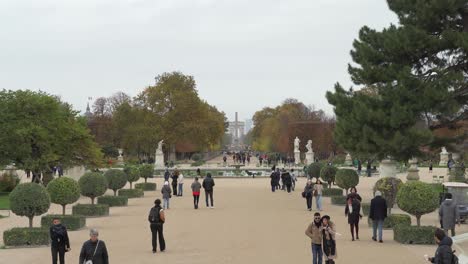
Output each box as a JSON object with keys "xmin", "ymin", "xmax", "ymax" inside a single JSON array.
[
  {"xmin": 463, "ymin": 9, "xmax": 468, "ymax": 33},
  {"xmin": 328, "ymin": 181, "xmax": 332, "ymax": 188},
  {"xmin": 91, "ymin": 197, "xmax": 95, "ymax": 205},
  {"xmin": 145, "ymin": 178, "xmax": 147, "ymax": 183},
  {"xmin": 62, "ymin": 205, "xmax": 66, "ymax": 215},
  {"xmin": 416, "ymin": 215, "xmax": 421, "ymax": 227},
  {"xmin": 388, "ymin": 207, "xmax": 392, "ymax": 215},
  {"xmin": 29, "ymin": 216, "xmax": 33, "ymax": 228},
  {"xmin": 130, "ymin": 182, "xmax": 133, "ymax": 189},
  {"xmin": 345, "ymin": 189, "xmax": 349, "ymax": 195},
  {"xmin": 114, "ymin": 190, "xmax": 117, "ymax": 196}
]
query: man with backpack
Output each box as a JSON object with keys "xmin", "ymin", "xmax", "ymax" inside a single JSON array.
[
  {"xmin": 426, "ymin": 228, "xmax": 458, "ymax": 264},
  {"xmin": 148, "ymin": 199, "xmax": 166, "ymax": 253},
  {"xmin": 50, "ymin": 218, "xmax": 70, "ymax": 264}
]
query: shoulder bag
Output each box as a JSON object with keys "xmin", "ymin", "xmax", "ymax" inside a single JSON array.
[{"xmin": 84, "ymin": 240, "xmax": 100, "ymax": 264}]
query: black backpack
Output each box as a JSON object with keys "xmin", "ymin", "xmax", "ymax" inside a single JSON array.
[
  {"xmin": 452, "ymin": 251, "xmax": 459, "ymax": 264},
  {"xmin": 149, "ymin": 207, "xmax": 162, "ymax": 224}
]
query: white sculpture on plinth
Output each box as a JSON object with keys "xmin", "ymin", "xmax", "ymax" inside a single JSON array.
[
  {"xmin": 305, "ymin": 140, "xmax": 314, "ymax": 165},
  {"xmin": 154, "ymin": 140, "xmax": 165, "ymax": 169},
  {"xmin": 294, "ymin": 137, "xmax": 301, "ymax": 165},
  {"xmin": 117, "ymin": 149, "xmax": 124, "ymax": 165},
  {"xmin": 439, "ymin": 146, "xmax": 449, "ymax": 166},
  {"xmin": 345, "ymin": 153, "xmax": 353, "ymax": 166}
]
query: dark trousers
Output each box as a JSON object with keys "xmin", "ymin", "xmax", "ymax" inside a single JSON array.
[
  {"xmin": 172, "ymin": 183, "xmax": 177, "ymax": 195},
  {"xmin": 286, "ymin": 184, "xmax": 292, "ymax": 193},
  {"xmin": 51, "ymin": 245, "xmax": 65, "ymax": 264},
  {"xmin": 193, "ymin": 195, "xmax": 200, "ymax": 208},
  {"xmin": 205, "ymin": 190, "xmax": 214, "ymax": 207},
  {"xmin": 306, "ymin": 195, "xmax": 312, "ymax": 209},
  {"xmin": 350, "ymin": 221, "xmax": 360, "ymax": 239},
  {"xmin": 271, "ymin": 184, "xmax": 275, "ymax": 192},
  {"xmin": 150, "ymin": 223, "xmax": 166, "ymax": 252}
]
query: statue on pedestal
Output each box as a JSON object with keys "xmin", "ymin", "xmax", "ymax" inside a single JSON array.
[
  {"xmin": 439, "ymin": 146, "xmax": 449, "ymax": 166},
  {"xmin": 154, "ymin": 140, "xmax": 165, "ymax": 169},
  {"xmin": 305, "ymin": 140, "xmax": 314, "ymax": 165},
  {"xmin": 294, "ymin": 137, "xmax": 301, "ymax": 165}
]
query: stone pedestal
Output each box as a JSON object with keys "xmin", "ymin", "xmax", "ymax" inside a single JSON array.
[
  {"xmin": 406, "ymin": 157, "xmax": 419, "ymax": 181},
  {"xmin": 154, "ymin": 151, "xmax": 165, "ymax": 169},
  {"xmin": 439, "ymin": 148, "xmax": 449, "ymax": 166},
  {"xmin": 294, "ymin": 151, "xmax": 301, "ymax": 165},
  {"xmin": 345, "ymin": 153, "xmax": 353, "ymax": 166},
  {"xmin": 379, "ymin": 159, "xmax": 398, "ymax": 178},
  {"xmin": 306, "ymin": 152, "xmax": 314, "ymax": 165}
]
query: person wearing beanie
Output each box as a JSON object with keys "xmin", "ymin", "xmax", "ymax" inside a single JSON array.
[{"xmin": 369, "ymin": 190, "xmax": 388, "ymax": 243}]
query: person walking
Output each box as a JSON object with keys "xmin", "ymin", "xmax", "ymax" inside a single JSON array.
[
  {"xmin": 321, "ymin": 215, "xmax": 337, "ymax": 264},
  {"xmin": 202, "ymin": 173, "xmax": 215, "ymax": 208},
  {"xmin": 304, "ymin": 180, "xmax": 314, "ymax": 211},
  {"xmin": 177, "ymin": 172, "xmax": 184, "ymax": 196},
  {"xmin": 291, "ymin": 169, "xmax": 297, "ymax": 191},
  {"xmin": 314, "ymin": 179, "xmax": 324, "ymax": 211},
  {"xmin": 161, "ymin": 181, "xmax": 172, "ymax": 210},
  {"xmin": 366, "ymin": 160, "xmax": 372, "ymax": 177},
  {"xmin": 275, "ymin": 168, "xmax": 281, "ymax": 190},
  {"xmin": 357, "ymin": 160, "xmax": 362, "ymax": 175},
  {"xmin": 439, "ymin": 193, "xmax": 460, "ymax": 237},
  {"xmin": 369, "ymin": 191, "xmax": 387, "ymax": 243},
  {"xmin": 425, "ymin": 228, "xmax": 456, "ymax": 264},
  {"xmin": 50, "ymin": 218, "xmax": 70, "ymax": 264},
  {"xmin": 345, "ymin": 195, "xmax": 362, "ymax": 241},
  {"xmin": 280, "ymin": 170, "xmax": 286, "ymax": 191},
  {"xmin": 79, "ymin": 229, "xmax": 109, "ymax": 264},
  {"xmin": 171, "ymin": 170, "xmax": 178, "ymax": 196},
  {"xmin": 270, "ymin": 169, "xmax": 277, "ymax": 192},
  {"xmin": 283, "ymin": 169, "xmax": 293, "ymax": 193},
  {"xmin": 305, "ymin": 212, "xmax": 323, "ymax": 264},
  {"xmin": 347, "ymin": 187, "xmax": 362, "ymax": 202},
  {"xmin": 191, "ymin": 177, "xmax": 202, "ymax": 209},
  {"xmin": 148, "ymin": 199, "xmax": 166, "ymax": 253},
  {"xmin": 429, "ymin": 160, "xmax": 433, "ymax": 174},
  {"xmin": 164, "ymin": 169, "xmax": 170, "ymax": 182}
]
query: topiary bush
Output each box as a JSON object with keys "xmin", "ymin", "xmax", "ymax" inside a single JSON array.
[
  {"xmin": 396, "ymin": 181, "xmax": 439, "ymax": 226},
  {"xmin": 362, "ymin": 203, "xmax": 370, "ymax": 216},
  {"xmin": 118, "ymin": 188, "xmax": 144, "ymax": 198},
  {"xmin": 3, "ymin": 227, "xmax": 49, "ymax": 246},
  {"xmin": 335, "ymin": 169, "xmax": 359, "ymax": 195},
  {"xmin": 192, "ymin": 153, "xmax": 203, "ymax": 162},
  {"xmin": 9, "ymin": 183, "xmax": 51, "ymax": 228},
  {"xmin": 78, "ymin": 172, "xmax": 108, "ymax": 205},
  {"xmin": 41, "ymin": 214, "xmax": 86, "ymax": 231},
  {"xmin": 46, "ymin": 177, "xmax": 80, "ymax": 215},
  {"xmin": 393, "ymin": 225, "xmax": 436, "ymax": 245},
  {"xmin": 322, "ymin": 188, "xmax": 343, "ymax": 197},
  {"xmin": 331, "ymin": 196, "xmax": 347, "ymax": 205},
  {"xmin": 449, "ymin": 164, "xmax": 466, "ymax": 182},
  {"xmin": 385, "ymin": 214, "xmax": 411, "ymax": 228},
  {"xmin": 307, "ymin": 163, "xmax": 325, "ymax": 179},
  {"xmin": 104, "ymin": 169, "xmax": 127, "ymax": 196},
  {"xmin": 123, "ymin": 165, "xmax": 140, "ymax": 189},
  {"xmin": 320, "ymin": 166, "xmax": 337, "ymax": 187},
  {"xmin": 72, "ymin": 204, "xmax": 109, "ymax": 217},
  {"xmin": 0, "ymin": 171, "xmax": 20, "ymax": 192},
  {"xmin": 135, "ymin": 182, "xmax": 157, "ymax": 191},
  {"xmin": 97, "ymin": 196, "xmax": 128, "ymax": 207},
  {"xmin": 373, "ymin": 177, "xmax": 403, "ymax": 214},
  {"xmin": 139, "ymin": 164, "xmax": 154, "ymax": 183}
]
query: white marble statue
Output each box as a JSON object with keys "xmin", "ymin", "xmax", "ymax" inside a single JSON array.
[
  {"xmin": 305, "ymin": 139, "xmax": 314, "ymax": 165},
  {"xmin": 294, "ymin": 137, "xmax": 300, "ymax": 152},
  {"xmin": 306, "ymin": 140, "xmax": 313, "ymax": 153},
  {"xmin": 439, "ymin": 146, "xmax": 449, "ymax": 166},
  {"xmin": 154, "ymin": 140, "xmax": 165, "ymax": 168},
  {"xmin": 441, "ymin": 147, "xmax": 448, "ymax": 154}
]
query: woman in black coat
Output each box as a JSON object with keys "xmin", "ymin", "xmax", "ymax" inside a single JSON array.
[{"xmin": 345, "ymin": 196, "xmax": 362, "ymax": 241}]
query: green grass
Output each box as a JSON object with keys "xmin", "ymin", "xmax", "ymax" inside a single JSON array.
[{"xmin": 0, "ymin": 194, "xmax": 10, "ymax": 210}]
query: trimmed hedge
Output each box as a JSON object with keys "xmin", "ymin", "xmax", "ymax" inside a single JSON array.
[
  {"xmin": 118, "ymin": 188, "xmax": 144, "ymax": 198},
  {"xmin": 3, "ymin": 228, "xmax": 49, "ymax": 246},
  {"xmin": 368, "ymin": 214, "xmax": 411, "ymax": 229},
  {"xmin": 97, "ymin": 196, "xmax": 128, "ymax": 207},
  {"xmin": 393, "ymin": 225, "xmax": 436, "ymax": 245},
  {"xmin": 41, "ymin": 215, "xmax": 86, "ymax": 231},
  {"xmin": 322, "ymin": 188, "xmax": 343, "ymax": 197},
  {"xmin": 331, "ymin": 196, "xmax": 347, "ymax": 205},
  {"xmin": 362, "ymin": 203, "xmax": 370, "ymax": 216},
  {"xmin": 135, "ymin": 182, "xmax": 157, "ymax": 191},
  {"xmin": 72, "ymin": 204, "xmax": 109, "ymax": 217}
]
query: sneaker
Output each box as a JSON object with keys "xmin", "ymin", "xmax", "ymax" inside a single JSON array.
[
  {"xmin": 152, "ymin": 250, "xmax": 156, "ymax": 254},
  {"xmin": 210, "ymin": 206, "xmax": 215, "ymax": 209},
  {"xmin": 379, "ymin": 240, "xmax": 383, "ymax": 243},
  {"xmin": 372, "ymin": 237, "xmax": 377, "ymax": 242}
]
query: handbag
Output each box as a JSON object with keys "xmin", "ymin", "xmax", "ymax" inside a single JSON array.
[{"xmin": 84, "ymin": 240, "xmax": 100, "ymax": 264}]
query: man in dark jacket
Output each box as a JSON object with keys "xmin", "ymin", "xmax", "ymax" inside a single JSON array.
[
  {"xmin": 439, "ymin": 193, "xmax": 460, "ymax": 237},
  {"xmin": 202, "ymin": 173, "xmax": 216, "ymax": 208},
  {"xmin": 369, "ymin": 191, "xmax": 388, "ymax": 243},
  {"xmin": 427, "ymin": 228, "xmax": 455, "ymax": 264},
  {"xmin": 50, "ymin": 218, "xmax": 70, "ymax": 264},
  {"xmin": 148, "ymin": 199, "xmax": 166, "ymax": 253},
  {"xmin": 171, "ymin": 170, "xmax": 179, "ymax": 196},
  {"xmin": 164, "ymin": 169, "xmax": 170, "ymax": 181},
  {"xmin": 282, "ymin": 169, "xmax": 293, "ymax": 193},
  {"xmin": 270, "ymin": 170, "xmax": 277, "ymax": 192},
  {"xmin": 79, "ymin": 229, "xmax": 109, "ymax": 264}
]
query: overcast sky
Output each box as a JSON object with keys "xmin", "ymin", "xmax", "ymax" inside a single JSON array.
[{"xmin": 0, "ymin": 0, "xmax": 397, "ymax": 121}]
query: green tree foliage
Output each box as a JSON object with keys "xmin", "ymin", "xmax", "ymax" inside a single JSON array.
[
  {"xmin": 320, "ymin": 165, "xmax": 338, "ymax": 187},
  {"xmin": 104, "ymin": 169, "xmax": 128, "ymax": 196},
  {"xmin": 123, "ymin": 165, "xmax": 140, "ymax": 189},
  {"xmin": 373, "ymin": 177, "xmax": 403, "ymax": 214},
  {"xmin": 9, "ymin": 183, "xmax": 51, "ymax": 228},
  {"xmin": 78, "ymin": 172, "xmax": 108, "ymax": 204},
  {"xmin": 307, "ymin": 163, "xmax": 325, "ymax": 179},
  {"xmin": 0, "ymin": 90, "xmax": 103, "ymax": 175},
  {"xmin": 0, "ymin": 171, "xmax": 20, "ymax": 192},
  {"xmin": 47, "ymin": 177, "xmax": 80, "ymax": 215},
  {"xmin": 335, "ymin": 169, "xmax": 359, "ymax": 195},
  {"xmin": 139, "ymin": 164, "xmax": 154, "ymax": 183},
  {"xmin": 397, "ymin": 181, "xmax": 439, "ymax": 226},
  {"xmin": 326, "ymin": 1, "xmax": 468, "ymax": 161}
]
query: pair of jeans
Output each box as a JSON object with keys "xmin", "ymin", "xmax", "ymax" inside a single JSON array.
[
  {"xmin": 178, "ymin": 183, "xmax": 183, "ymax": 196},
  {"xmin": 163, "ymin": 198, "xmax": 170, "ymax": 209},
  {"xmin": 193, "ymin": 195, "xmax": 200, "ymax": 208},
  {"xmin": 205, "ymin": 190, "xmax": 214, "ymax": 207},
  {"xmin": 306, "ymin": 195, "xmax": 312, "ymax": 210},
  {"xmin": 51, "ymin": 245, "xmax": 65, "ymax": 264},
  {"xmin": 271, "ymin": 185, "xmax": 276, "ymax": 192},
  {"xmin": 150, "ymin": 223, "xmax": 166, "ymax": 252},
  {"xmin": 372, "ymin": 219, "xmax": 384, "ymax": 241},
  {"xmin": 311, "ymin": 243, "xmax": 323, "ymax": 264},
  {"xmin": 316, "ymin": 195, "xmax": 322, "ymax": 210},
  {"xmin": 443, "ymin": 227, "xmax": 456, "ymax": 237}
]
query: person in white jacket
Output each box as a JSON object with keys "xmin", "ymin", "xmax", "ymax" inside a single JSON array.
[{"xmin": 177, "ymin": 173, "xmax": 184, "ymax": 196}]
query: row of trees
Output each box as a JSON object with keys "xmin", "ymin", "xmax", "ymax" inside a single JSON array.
[{"xmin": 88, "ymin": 72, "xmax": 227, "ymax": 161}]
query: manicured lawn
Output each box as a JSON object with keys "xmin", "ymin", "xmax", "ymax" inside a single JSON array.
[{"xmin": 0, "ymin": 193, "xmax": 10, "ymax": 210}]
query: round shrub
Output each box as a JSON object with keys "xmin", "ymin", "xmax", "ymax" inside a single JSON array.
[
  {"xmin": 307, "ymin": 163, "xmax": 324, "ymax": 179},
  {"xmin": 135, "ymin": 182, "xmax": 157, "ymax": 191},
  {"xmin": 47, "ymin": 177, "xmax": 80, "ymax": 215},
  {"xmin": 97, "ymin": 196, "xmax": 128, "ymax": 207},
  {"xmin": 396, "ymin": 181, "xmax": 439, "ymax": 226},
  {"xmin": 3, "ymin": 227, "xmax": 49, "ymax": 246},
  {"xmin": 335, "ymin": 169, "xmax": 359, "ymax": 194},
  {"xmin": 118, "ymin": 188, "xmax": 144, "ymax": 198},
  {"xmin": 0, "ymin": 171, "xmax": 20, "ymax": 192},
  {"xmin": 393, "ymin": 225, "xmax": 436, "ymax": 245},
  {"xmin": 123, "ymin": 165, "xmax": 140, "ymax": 189},
  {"xmin": 331, "ymin": 196, "xmax": 347, "ymax": 205},
  {"xmin": 362, "ymin": 203, "xmax": 370, "ymax": 216},
  {"xmin": 72, "ymin": 204, "xmax": 109, "ymax": 217},
  {"xmin": 192, "ymin": 153, "xmax": 203, "ymax": 162},
  {"xmin": 41, "ymin": 214, "xmax": 86, "ymax": 231},
  {"xmin": 78, "ymin": 172, "xmax": 108, "ymax": 205},
  {"xmin": 9, "ymin": 183, "xmax": 51, "ymax": 228},
  {"xmin": 104, "ymin": 169, "xmax": 127, "ymax": 196},
  {"xmin": 385, "ymin": 214, "xmax": 411, "ymax": 229},
  {"xmin": 322, "ymin": 188, "xmax": 343, "ymax": 197},
  {"xmin": 373, "ymin": 177, "xmax": 403, "ymax": 214},
  {"xmin": 139, "ymin": 164, "xmax": 154, "ymax": 183},
  {"xmin": 320, "ymin": 166, "xmax": 337, "ymax": 187}
]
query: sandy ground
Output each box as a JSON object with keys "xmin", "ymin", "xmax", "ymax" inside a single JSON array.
[{"xmin": 0, "ymin": 167, "xmax": 467, "ymax": 264}]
